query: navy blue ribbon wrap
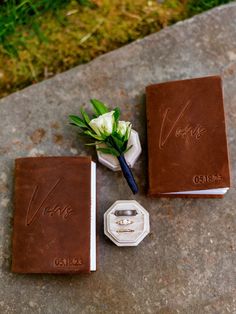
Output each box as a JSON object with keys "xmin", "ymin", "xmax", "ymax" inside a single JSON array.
[{"xmin": 117, "ymin": 155, "xmax": 138, "ymax": 194}]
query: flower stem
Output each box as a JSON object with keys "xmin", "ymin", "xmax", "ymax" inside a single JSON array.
[{"xmin": 117, "ymin": 154, "xmax": 138, "ymax": 194}]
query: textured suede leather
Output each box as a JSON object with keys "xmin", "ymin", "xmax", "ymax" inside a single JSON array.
[
  {"xmin": 146, "ymin": 76, "xmax": 230, "ymax": 198},
  {"xmin": 12, "ymin": 156, "xmax": 93, "ymax": 273}
]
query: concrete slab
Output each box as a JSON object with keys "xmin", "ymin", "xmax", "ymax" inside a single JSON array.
[{"xmin": 0, "ymin": 3, "xmax": 236, "ymax": 313}]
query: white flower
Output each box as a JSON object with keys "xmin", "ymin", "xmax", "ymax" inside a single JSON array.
[
  {"xmin": 89, "ymin": 111, "xmax": 115, "ymax": 137},
  {"xmin": 117, "ymin": 121, "xmax": 132, "ymax": 138}
]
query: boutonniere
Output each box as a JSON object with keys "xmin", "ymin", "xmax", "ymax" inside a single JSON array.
[{"xmin": 69, "ymin": 99, "xmax": 138, "ymax": 194}]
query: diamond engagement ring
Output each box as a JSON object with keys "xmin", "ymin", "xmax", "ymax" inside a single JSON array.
[
  {"xmin": 116, "ymin": 219, "xmax": 133, "ymax": 225},
  {"xmin": 114, "ymin": 209, "xmax": 137, "ymax": 216}
]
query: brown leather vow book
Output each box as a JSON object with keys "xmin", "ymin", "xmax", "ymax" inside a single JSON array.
[
  {"xmin": 146, "ymin": 76, "xmax": 230, "ymax": 198},
  {"xmin": 12, "ymin": 156, "xmax": 96, "ymax": 273}
]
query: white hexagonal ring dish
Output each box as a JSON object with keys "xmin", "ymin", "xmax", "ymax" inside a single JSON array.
[{"xmin": 104, "ymin": 200, "xmax": 150, "ymax": 247}]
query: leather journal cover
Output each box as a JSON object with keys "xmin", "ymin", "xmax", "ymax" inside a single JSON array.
[
  {"xmin": 146, "ymin": 76, "xmax": 230, "ymax": 198},
  {"xmin": 12, "ymin": 156, "xmax": 96, "ymax": 273}
]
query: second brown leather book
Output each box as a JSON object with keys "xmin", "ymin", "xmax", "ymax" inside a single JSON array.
[{"xmin": 146, "ymin": 76, "xmax": 230, "ymax": 198}]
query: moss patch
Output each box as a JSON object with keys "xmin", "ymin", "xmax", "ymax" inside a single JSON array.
[{"xmin": 0, "ymin": 0, "xmax": 233, "ymax": 98}]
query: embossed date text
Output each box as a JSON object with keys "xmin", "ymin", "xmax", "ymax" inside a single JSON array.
[
  {"xmin": 54, "ymin": 257, "xmax": 83, "ymax": 268},
  {"xmin": 193, "ymin": 174, "xmax": 222, "ymax": 185}
]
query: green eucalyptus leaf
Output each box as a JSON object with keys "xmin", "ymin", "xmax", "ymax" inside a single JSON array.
[
  {"xmin": 124, "ymin": 144, "xmax": 133, "ymax": 153},
  {"xmin": 111, "ymin": 134, "xmax": 124, "ymax": 150},
  {"xmin": 124, "ymin": 123, "xmax": 132, "ymax": 141},
  {"xmin": 80, "ymin": 108, "xmax": 91, "ymax": 126},
  {"xmin": 104, "ymin": 140, "xmax": 113, "ymax": 148},
  {"xmin": 112, "ymin": 131, "xmax": 123, "ymax": 141},
  {"xmin": 113, "ymin": 107, "xmax": 120, "ymax": 122},
  {"xmin": 90, "ymin": 99, "xmax": 109, "ymax": 115},
  {"xmin": 69, "ymin": 115, "xmax": 88, "ymax": 129},
  {"xmin": 84, "ymin": 130, "xmax": 103, "ymax": 141},
  {"xmin": 113, "ymin": 107, "xmax": 120, "ymax": 132},
  {"xmin": 96, "ymin": 147, "xmax": 120, "ymax": 157},
  {"xmin": 120, "ymin": 142, "xmax": 128, "ymax": 153},
  {"xmin": 85, "ymin": 142, "xmax": 102, "ymax": 146}
]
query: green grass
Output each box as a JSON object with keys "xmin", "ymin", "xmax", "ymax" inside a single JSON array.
[
  {"xmin": 0, "ymin": 0, "xmax": 234, "ymax": 99},
  {"xmin": 187, "ymin": 0, "xmax": 233, "ymax": 15},
  {"xmin": 0, "ymin": 0, "xmax": 73, "ymax": 56}
]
